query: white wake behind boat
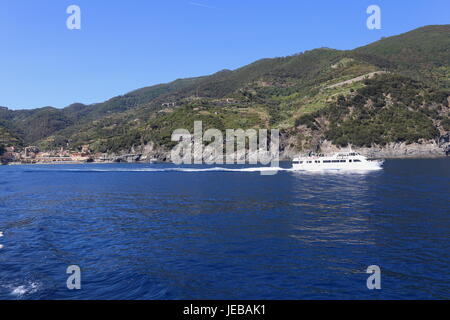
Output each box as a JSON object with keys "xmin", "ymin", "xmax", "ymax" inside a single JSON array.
[{"xmin": 292, "ymin": 152, "xmax": 384, "ymax": 171}]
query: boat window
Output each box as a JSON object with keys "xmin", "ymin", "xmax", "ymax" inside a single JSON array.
[
  {"xmin": 340, "ymin": 160, "xmax": 346, "ymax": 162},
  {"xmin": 323, "ymin": 160, "xmax": 331, "ymax": 163},
  {"xmin": 349, "ymin": 160, "xmax": 352, "ymax": 162},
  {"xmin": 354, "ymin": 159, "xmax": 361, "ymax": 162},
  {"xmin": 332, "ymin": 160, "xmax": 340, "ymax": 163}
]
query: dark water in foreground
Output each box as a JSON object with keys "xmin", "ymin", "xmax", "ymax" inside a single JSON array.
[{"xmin": 0, "ymin": 159, "xmax": 449, "ymax": 300}]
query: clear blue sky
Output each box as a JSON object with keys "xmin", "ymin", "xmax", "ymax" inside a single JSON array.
[{"xmin": 1, "ymin": 0, "xmax": 449, "ymax": 109}]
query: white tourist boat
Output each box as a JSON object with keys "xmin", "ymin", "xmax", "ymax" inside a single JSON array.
[{"xmin": 292, "ymin": 152, "xmax": 384, "ymax": 171}]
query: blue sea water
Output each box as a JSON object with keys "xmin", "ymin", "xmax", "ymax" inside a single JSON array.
[{"xmin": 0, "ymin": 158, "xmax": 449, "ymax": 300}]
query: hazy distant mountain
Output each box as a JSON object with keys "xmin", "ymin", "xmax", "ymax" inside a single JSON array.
[{"xmin": 1, "ymin": 25, "xmax": 449, "ymax": 155}]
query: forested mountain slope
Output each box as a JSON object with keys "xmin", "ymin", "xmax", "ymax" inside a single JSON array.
[{"xmin": 1, "ymin": 25, "xmax": 449, "ymax": 157}]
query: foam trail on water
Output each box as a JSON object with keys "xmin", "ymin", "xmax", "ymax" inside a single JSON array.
[
  {"xmin": 163, "ymin": 167, "xmax": 291, "ymax": 173},
  {"xmin": 8, "ymin": 282, "xmax": 40, "ymax": 297},
  {"xmin": 32, "ymin": 167, "xmax": 293, "ymax": 173}
]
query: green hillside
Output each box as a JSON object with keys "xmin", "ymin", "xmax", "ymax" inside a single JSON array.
[
  {"xmin": 1, "ymin": 25, "xmax": 449, "ymax": 155},
  {"xmin": 353, "ymin": 25, "xmax": 450, "ymax": 88},
  {"xmin": 296, "ymin": 75, "xmax": 448, "ymax": 148}
]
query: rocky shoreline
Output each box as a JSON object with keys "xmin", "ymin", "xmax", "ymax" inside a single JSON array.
[
  {"xmin": 307, "ymin": 140, "xmax": 450, "ymax": 160},
  {"xmin": 2, "ymin": 138, "xmax": 449, "ymax": 166}
]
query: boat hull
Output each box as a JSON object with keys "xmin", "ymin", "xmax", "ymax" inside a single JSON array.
[{"xmin": 292, "ymin": 160, "xmax": 384, "ymax": 171}]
